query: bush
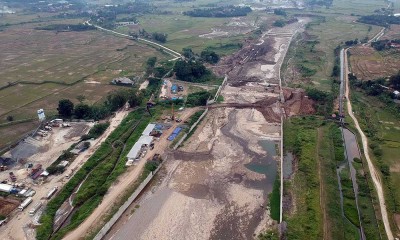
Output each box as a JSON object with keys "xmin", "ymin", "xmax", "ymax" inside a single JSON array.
[
  {"xmin": 86, "ymin": 123, "xmax": 110, "ymax": 139},
  {"xmin": 186, "ymin": 91, "xmax": 211, "ymax": 106},
  {"xmin": 273, "ymin": 20, "xmax": 286, "ymax": 27}
]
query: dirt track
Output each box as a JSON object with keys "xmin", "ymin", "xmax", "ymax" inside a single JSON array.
[
  {"xmin": 344, "ymin": 48, "xmax": 394, "ymax": 240},
  {"xmin": 63, "ymin": 108, "xmax": 198, "ymax": 239}
]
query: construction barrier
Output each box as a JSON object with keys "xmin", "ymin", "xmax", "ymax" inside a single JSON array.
[{"xmin": 93, "ymin": 164, "xmax": 163, "ymax": 240}]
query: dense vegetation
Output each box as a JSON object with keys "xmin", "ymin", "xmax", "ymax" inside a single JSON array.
[
  {"xmin": 186, "ymin": 91, "xmax": 211, "ymax": 106},
  {"xmin": 36, "ymin": 24, "xmax": 96, "ymax": 32},
  {"xmin": 173, "ymin": 60, "xmax": 211, "ymax": 82},
  {"xmin": 57, "ymin": 89, "xmax": 144, "ymax": 120},
  {"xmin": 200, "ymin": 50, "xmax": 220, "ymax": 64},
  {"xmin": 284, "ymin": 116, "xmax": 323, "ymax": 239},
  {"xmin": 304, "ymin": 0, "xmax": 333, "ymax": 7},
  {"xmin": 306, "ymin": 88, "xmax": 333, "ymax": 116},
  {"xmin": 357, "ymin": 15, "xmax": 400, "ymax": 27},
  {"xmin": 274, "ymin": 9, "xmax": 287, "ymax": 16},
  {"xmin": 371, "ymin": 39, "xmax": 400, "ymax": 51},
  {"xmin": 184, "ymin": 6, "xmax": 252, "ymax": 18},
  {"xmin": 84, "ymin": 123, "xmax": 110, "ymax": 140}
]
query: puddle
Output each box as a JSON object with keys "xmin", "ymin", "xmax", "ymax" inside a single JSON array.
[
  {"xmin": 244, "ymin": 140, "xmax": 277, "ymax": 193},
  {"xmin": 283, "ymin": 152, "xmax": 294, "ymax": 178}
]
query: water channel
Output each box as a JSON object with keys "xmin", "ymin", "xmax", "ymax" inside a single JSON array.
[{"xmin": 337, "ymin": 127, "xmax": 366, "ymax": 240}]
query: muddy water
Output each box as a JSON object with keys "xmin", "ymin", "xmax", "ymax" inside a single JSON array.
[
  {"xmin": 283, "ymin": 152, "xmax": 293, "ymax": 179},
  {"xmin": 244, "ymin": 140, "xmax": 277, "ymax": 192},
  {"xmin": 221, "ymin": 110, "xmax": 277, "ymax": 194}
]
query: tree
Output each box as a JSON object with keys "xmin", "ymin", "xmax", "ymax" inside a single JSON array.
[
  {"xmin": 127, "ymin": 91, "xmax": 144, "ymax": 107},
  {"xmin": 274, "ymin": 9, "xmax": 287, "ymax": 16},
  {"xmin": 183, "ymin": 48, "xmax": 195, "ymax": 59},
  {"xmin": 273, "ymin": 20, "xmax": 286, "ymax": 27},
  {"xmin": 58, "ymin": 99, "xmax": 74, "ymax": 117},
  {"xmin": 105, "ymin": 91, "xmax": 127, "ymax": 111},
  {"xmin": 74, "ymin": 104, "xmax": 91, "ymax": 119},
  {"xmin": 152, "ymin": 32, "xmax": 167, "ymax": 43},
  {"xmin": 146, "ymin": 57, "xmax": 157, "ymax": 68},
  {"xmin": 389, "ymin": 71, "xmax": 400, "ymax": 89},
  {"xmin": 201, "ymin": 50, "xmax": 220, "ymax": 64},
  {"xmin": 6, "ymin": 115, "xmax": 13, "ymax": 121}
]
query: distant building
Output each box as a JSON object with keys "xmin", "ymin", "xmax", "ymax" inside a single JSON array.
[{"xmin": 111, "ymin": 77, "xmax": 135, "ymax": 86}]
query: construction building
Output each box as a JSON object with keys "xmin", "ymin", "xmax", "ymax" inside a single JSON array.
[{"xmin": 125, "ymin": 123, "xmax": 157, "ymax": 166}]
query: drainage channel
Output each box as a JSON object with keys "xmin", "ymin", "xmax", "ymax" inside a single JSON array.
[{"xmin": 339, "ymin": 127, "xmax": 366, "ymax": 240}]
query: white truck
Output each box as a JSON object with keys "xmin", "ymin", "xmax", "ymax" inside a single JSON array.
[
  {"xmin": 29, "ymin": 201, "xmax": 42, "ymax": 216},
  {"xmin": 46, "ymin": 186, "xmax": 58, "ymax": 200},
  {"xmin": 18, "ymin": 197, "xmax": 33, "ymax": 211}
]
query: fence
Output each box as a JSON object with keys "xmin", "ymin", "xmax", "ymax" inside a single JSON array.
[{"xmin": 93, "ymin": 164, "xmax": 162, "ymax": 240}]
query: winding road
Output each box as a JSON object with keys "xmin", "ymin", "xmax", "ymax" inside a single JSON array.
[
  {"xmin": 85, "ymin": 21, "xmax": 182, "ymax": 59},
  {"xmin": 343, "ymin": 48, "xmax": 394, "ymax": 240}
]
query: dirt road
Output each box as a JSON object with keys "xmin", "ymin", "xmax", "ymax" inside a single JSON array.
[
  {"xmin": 63, "ymin": 108, "xmax": 197, "ymax": 239},
  {"xmin": 344, "ymin": 48, "xmax": 394, "ymax": 240},
  {"xmin": 0, "ymin": 110, "xmax": 128, "ymax": 240}
]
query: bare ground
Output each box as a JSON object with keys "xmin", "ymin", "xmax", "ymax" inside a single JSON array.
[{"xmin": 107, "ymin": 108, "xmax": 279, "ymax": 240}]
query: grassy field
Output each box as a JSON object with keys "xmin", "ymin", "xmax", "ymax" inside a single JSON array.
[
  {"xmin": 282, "ymin": 13, "xmax": 381, "ymax": 91},
  {"xmin": 283, "ymin": 116, "xmax": 323, "ymax": 239},
  {"xmin": 283, "ymin": 116, "xmax": 382, "ymax": 239},
  {"xmin": 350, "ymin": 89, "xmax": 400, "ymax": 235}
]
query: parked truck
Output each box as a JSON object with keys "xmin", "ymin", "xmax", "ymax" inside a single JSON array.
[
  {"xmin": 18, "ymin": 197, "xmax": 33, "ymax": 211},
  {"xmin": 28, "ymin": 201, "xmax": 42, "ymax": 216},
  {"xmin": 46, "ymin": 186, "xmax": 58, "ymax": 200}
]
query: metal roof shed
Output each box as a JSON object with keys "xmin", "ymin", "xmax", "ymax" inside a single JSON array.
[
  {"xmin": 138, "ymin": 135, "xmax": 153, "ymax": 145},
  {"xmin": 126, "ymin": 142, "xmax": 142, "ymax": 161},
  {"xmin": 142, "ymin": 124, "xmax": 156, "ymax": 136}
]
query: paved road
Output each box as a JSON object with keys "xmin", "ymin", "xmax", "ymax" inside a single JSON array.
[
  {"xmin": 343, "ymin": 48, "xmax": 394, "ymax": 240},
  {"xmin": 85, "ymin": 21, "xmax": 182, "ymax": 59}
]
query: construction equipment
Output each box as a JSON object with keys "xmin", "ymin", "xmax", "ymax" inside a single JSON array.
[{"xmin": 9, "ymin": 172, "xmax": 16, "ymax": 182}]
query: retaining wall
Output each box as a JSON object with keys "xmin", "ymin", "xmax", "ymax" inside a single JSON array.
[{"xmin": 93, "ymin": 165, "xmax": 162, "ymax": 240}]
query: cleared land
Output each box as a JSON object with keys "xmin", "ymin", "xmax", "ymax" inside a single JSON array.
[
  {"xmin": 349, "ymin": 46, "xmax": 400, "ymax": 80},
  {"xmin": 107, "ymin": 107, "xmax": 280, "ymax": 240},
  {"xmin": 0, "ymin": 197, "xmax": 19, "ymax": 217}
]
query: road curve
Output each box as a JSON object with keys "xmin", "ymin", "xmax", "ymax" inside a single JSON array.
[
  {"xmin": 343, "ymin": 48, "xmax": 394, "ymax": 240},
  {"xmin": 85, "ymin": 21, "xmax": 182, "ymax": 59}
]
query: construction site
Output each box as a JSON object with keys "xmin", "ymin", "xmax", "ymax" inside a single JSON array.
[{"xmin": 104, "ymin": 19, "xmax": 315, "ymax": 240}]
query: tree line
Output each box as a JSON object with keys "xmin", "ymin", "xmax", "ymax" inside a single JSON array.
[
  {"xmin": 371, "ymin": 39, "xmax": 400, "ymax": 51},
  {"xmin": 57, "ymin": 89, "xmax": 145, "ymax": 120},
  {"xmin": 36, "ymin": 24, "xmax": 96, "ymax": 32},
  {"xmin": 357, "ymin": 15, "xmax": 400, "ymax": 27},
  {"xmin": 184, "ymin": 6, "xmax": 252, "ymax": 18}
]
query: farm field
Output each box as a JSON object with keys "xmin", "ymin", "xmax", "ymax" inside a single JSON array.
[
  {"xmin": 350, "ymin": 90, "xmax": 400, "ymax": 234},
  {"xmin": 282, "ymin": 13, "xmax": 382, "ymax": 91},
  {"xmin": 349, "ymin": 46, "xmax": 400, "ymax": 80},
  {"xmin": 0, "ymin": 20, "xmax": 169, "ymax": 149}
]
